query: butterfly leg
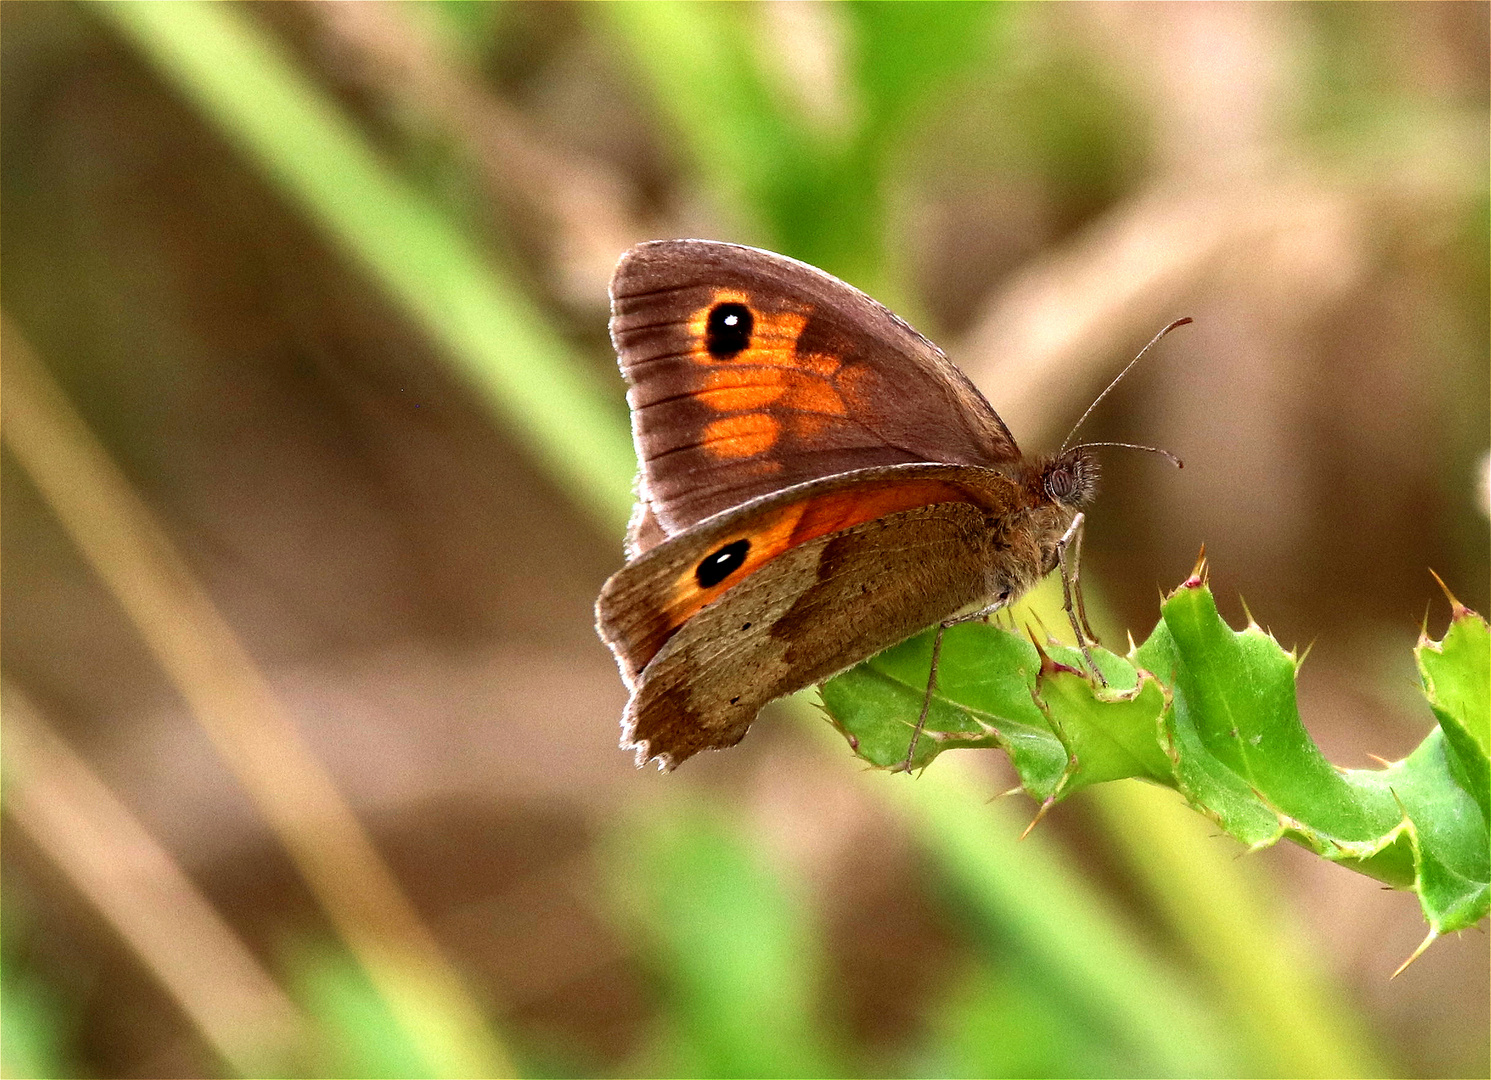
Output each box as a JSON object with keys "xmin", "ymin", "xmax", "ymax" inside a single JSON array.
[
  {"xmin": 1064, "ymin": 512, "xmax": 1099, "ymax": 643},
  {"xmin": 899, "ymin": 597, "xmax": 1009, "ymax": 774},
  {"xmin": 1056, "ymin": 512, "xmax": 1107, "ymax": 686}
]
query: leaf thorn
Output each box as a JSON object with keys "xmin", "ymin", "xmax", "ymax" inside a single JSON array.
[
  {"xmin": 1239, "ymin": 593, "xmax": 1259, "ymax": 629},
  {"xmin": 1185, "ymin": 544, "xmax": 1208, "ymax": 587},
  {"xmin": 1391, "ymin": 928, "xmax": 1439, "ymax": 979},
  {"xmin": 986, "ymin": 784, "xmax": 1025, "ymax": 804},
  {"xmin": 1019, "ymin": 797, "xmax": 1055, "ymax": 840},
  {"xmin": 1427, "ymin": 568, "xmax": 1470, "ymax": 619},
  {"xmin": 1416, "ymin": 599, "xmax": 1436, "ymax": 648}
]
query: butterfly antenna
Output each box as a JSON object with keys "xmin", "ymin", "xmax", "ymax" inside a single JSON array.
[
  {"xmin": 1059, "ymin": 317, "xmax": 1192, "ymax": 454},
  {"xmin": 1064, "ymin": 441, "xmax": 1184, "ymax": 469}
]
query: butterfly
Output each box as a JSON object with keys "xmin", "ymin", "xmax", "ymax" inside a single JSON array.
[{"xmin": 595, "ymin": 239, "xmax": 1183, "ymax": 770}]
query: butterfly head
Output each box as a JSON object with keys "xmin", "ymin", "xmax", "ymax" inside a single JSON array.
[{"xmin": 1039, "ymin": 449, "xmax": 1099, "ymax": 510}]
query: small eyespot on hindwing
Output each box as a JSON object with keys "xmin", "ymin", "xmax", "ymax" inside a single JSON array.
[{"xmin": 696, "ymin": 538, "xmax": 751, "ymax": 588}]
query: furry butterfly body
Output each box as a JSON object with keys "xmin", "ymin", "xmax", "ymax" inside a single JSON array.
[{"xmin": 596, "ymin": 240, "xmax": 1097, "ymax": 769}]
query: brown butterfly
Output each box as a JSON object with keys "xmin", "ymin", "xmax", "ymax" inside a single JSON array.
[{"xmin": 596, "ymin": 239, "xmax": 1183, "ymax": 770}]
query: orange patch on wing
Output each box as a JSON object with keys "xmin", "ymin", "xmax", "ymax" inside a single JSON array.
[
  {"xmin": 701, "ymin": 413, "xmax": 780, "ymax": 459},
  {"xmin": 799, "ymin": 351, "xmax": 841, "ymax": 377},
  {"xmin": 784, "ymin": 378, "xmax": 847, "ymax": 417},
  {"xmin": 835, "ymin": 361, "xmax": 873, "ymax": 408},
  {"xmin": 698, "ymin": 366, "xmax": 787, "ymax": 411},
  {"xmin": 791, "ymin": 413, "xmax": 831, "ymax": 439},
  {"xmin": 783, "ymin": 480, "xmax": 975, "ymax": 548},
  {"xmin": 656, "ymin": 477, "xmax": 981, "ymax": 641}
]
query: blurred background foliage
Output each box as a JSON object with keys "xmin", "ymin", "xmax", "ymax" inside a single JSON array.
[{"xmin": 1, "ymin": 2, "xmax": 1486, "ymax": 1077}]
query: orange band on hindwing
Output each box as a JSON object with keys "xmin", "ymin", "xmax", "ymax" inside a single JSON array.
[{"xmin": 657, "ymin": 477, "xmax": 980, "ymax": 635}]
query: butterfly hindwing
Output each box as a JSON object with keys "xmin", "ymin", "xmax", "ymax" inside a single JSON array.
[
  {"xmin": 618, "ymin": 500, "xmax": 1016, "ymax": 767},
  {"xmin": 596, "ymin": 464, "xmax": 1027, "ymax": 767},
  {"xmin": 598, "ymin": 464, "xmax": 1020, "ymax": 680}
]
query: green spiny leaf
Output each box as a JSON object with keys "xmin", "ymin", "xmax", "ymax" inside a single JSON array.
[
  {"xmin": 1033, "ymin": 651, "xmax": 1172, "ymax": 799},
  {"xmin": 820, "ymin": 572, "xmax": 1490, "ymax": 939},
  {"xmin": 1148, "ymin": 583, "xmax": 1401, "ymax": 851},
  {"xmin": 821, "ymin": 624, "xmax": 1063, "ymax": 787}
]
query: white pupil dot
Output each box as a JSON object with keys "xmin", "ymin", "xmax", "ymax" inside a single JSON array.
[{"xmin": 723, "ymin": 314, "xmax": 738, "ymax": 326}]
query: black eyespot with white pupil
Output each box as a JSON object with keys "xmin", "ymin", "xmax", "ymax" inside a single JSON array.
[
  {"xmin": 706, "ymin": 302, "xmax": 753, "ymax": 358},
  {"xmin": 696, "ymin": 538, "xmax": 750, "ymax": 588}
]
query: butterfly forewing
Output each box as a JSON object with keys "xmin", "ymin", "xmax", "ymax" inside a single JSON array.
[{"xmin": 610, "ymin": 240, "xmax": 1021, "ymax": 539}]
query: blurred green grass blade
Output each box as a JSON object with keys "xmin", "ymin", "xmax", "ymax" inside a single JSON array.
[
  {"xmin": 1, "ymin": 964, "xmax": 76, "ymax": 1080},
  {"xmin": 1088, "ymin": 780, "xmax": 1388, "ymax": 1078},
  {"xmin": 596, "ymin": 1, "xmax": 886, "ymax": 287},
  {"xmin": 97, "ymin": 0, "xmax": 636, "ymax": 536},
  {"xmin": 603, "ymin": 804, "xmax": 837, "ymax": 1078},
  {"xmin": 607, "ymin": 1, "xmax": 842, "ymax": 220},
  {"xmin": 597, "ymin": 2, "xmax": 1008, "ymax": 295},
  {"xmin": 843, "ymin": 1, "xmax": 1006, "ymax": 148},
  {"xmin": 594, "ymin": 1, "xmax": 807, "ymax": 246},
  {"xmin": 924, "ymin": 960, "xmax": 1131, "ymax": 1078},
  {"xmin": 285, "ymin": 939, "xmax": 435, "ymax": 1079},
  {"xmin": 882, "ymin": 755, "xmax": 1247, "ymax": 1079}
]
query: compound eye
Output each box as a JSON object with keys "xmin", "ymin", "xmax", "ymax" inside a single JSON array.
[{"xmin": 1046, "ymin": 469, "xmax": 1076, "ymax": 500}]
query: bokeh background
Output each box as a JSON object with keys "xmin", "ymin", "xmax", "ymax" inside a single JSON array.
[{"xmin": 2, "ymin": 2, "xmax": 1487, "ymax": 1077}]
